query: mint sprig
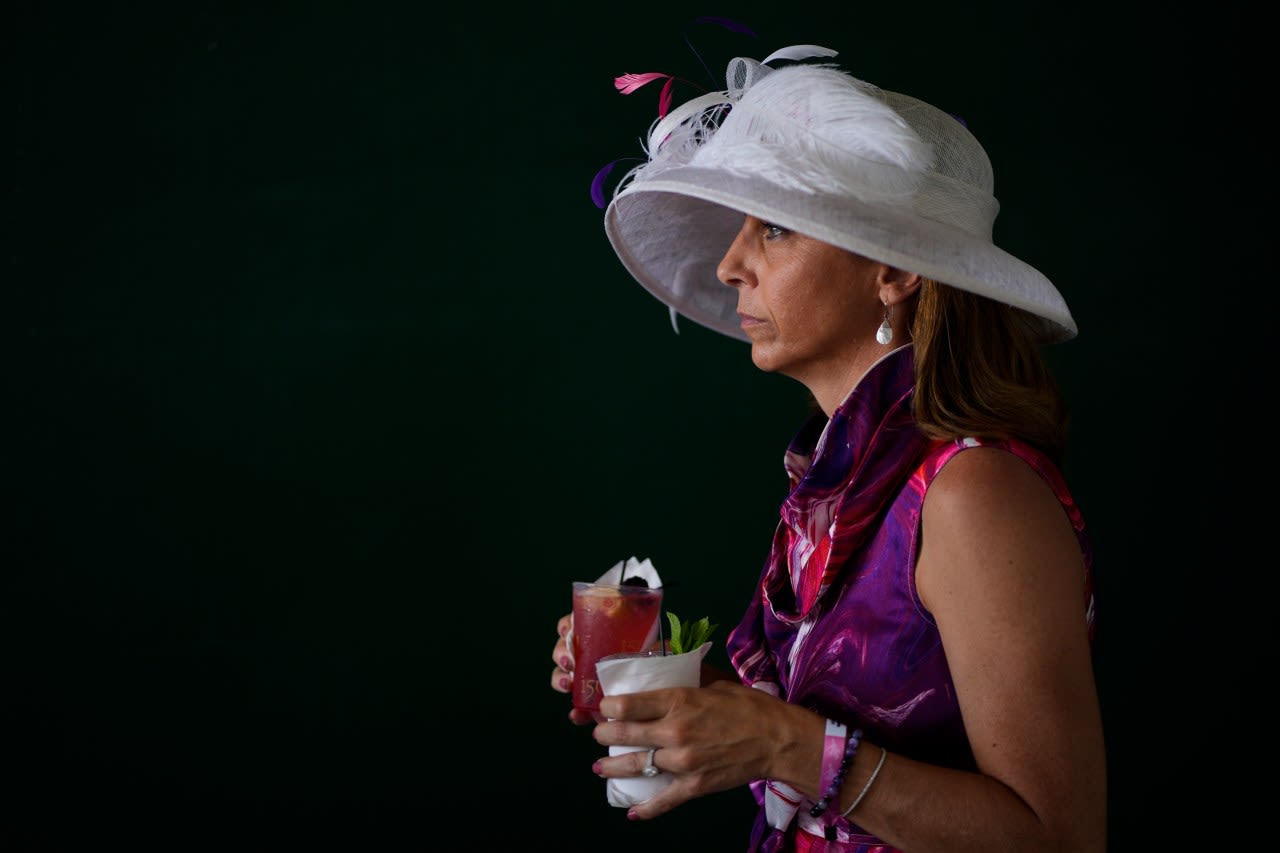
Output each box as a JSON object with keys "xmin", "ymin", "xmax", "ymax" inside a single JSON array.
[{"xmin": 666, "ymin": 611, "xmax": 718, "ymax": 655}]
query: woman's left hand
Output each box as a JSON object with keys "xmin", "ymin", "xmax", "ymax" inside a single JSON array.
[{"xmin": 591, "ymin": 679, "xmax": 823, "ymax": 819}]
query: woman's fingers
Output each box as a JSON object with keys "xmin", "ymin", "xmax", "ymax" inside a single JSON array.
[
  {"xmin": 568, "ymin": 707, "xmax": 598, "ymax": 726},
  {"xmin": 553, "ymin": 614, "xmax": 574, "ymax": 669},
  {"xmin": 550, "ymin": 613, "xmax": 575, "ymax": 694},
  {"xmin": 550, "ymin": 638, "xmax": 572, "ymax": 676},
  {"xmin": 596, "ymin": 686, "xmax": 681, "ymax": 724},
  {"xmin": 550, "ymin": 614, "xmax": 574, "ymax": 672}
]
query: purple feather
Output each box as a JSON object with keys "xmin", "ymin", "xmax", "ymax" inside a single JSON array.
[
  {"xmin": 590, "ymin": 160, "xmax": 617, "ymax": 209},
  {"xmin": 693, "ymin": 16, "xmax": 757, "ymax": 37}
]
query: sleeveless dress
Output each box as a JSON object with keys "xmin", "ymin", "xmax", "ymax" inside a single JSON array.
[{"xmin": 725, "ymin": 345, "xmax": 1096, "ymax": 853}]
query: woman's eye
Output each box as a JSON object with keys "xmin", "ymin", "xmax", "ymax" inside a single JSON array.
[{"xmin": 763, "ymin": 222, "xmax": 788, "ymax": 239}]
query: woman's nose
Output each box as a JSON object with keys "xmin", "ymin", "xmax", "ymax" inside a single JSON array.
[{"xmin": 716, "ymin": 221, "xmax": 752, "ymax": 289}]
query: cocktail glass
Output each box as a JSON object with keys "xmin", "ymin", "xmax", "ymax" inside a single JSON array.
[{"xmin": 570, "ymin": 580, "xmax": 664, "ymax": 717}]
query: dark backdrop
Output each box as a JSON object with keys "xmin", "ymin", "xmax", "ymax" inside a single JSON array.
[{"xmin": 5, "ymin": 2, "xmax": 1265, "ymax": 849}]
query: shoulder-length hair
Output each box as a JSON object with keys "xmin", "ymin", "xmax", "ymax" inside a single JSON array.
[{"xmin": 909, "ymin": 280, "xmax": 1070, "ymax": 467}]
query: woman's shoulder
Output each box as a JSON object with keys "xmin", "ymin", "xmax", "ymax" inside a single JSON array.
[
  {"xmin": 920, "ymin": 438, "xmax": 1078, "ymax": 550},
  {"xmin": 916, "ymin": 438, "xmax": 1088, "ymax": 612},
  {"xmin": 931, "ymin": 432, "xmax": 1059, "ymax": 499},
  {"xmin": 927, "ymin": 440, "xmax": 1050, "ymax": 502},
  {"xmin": 917, "ymin": 437, "xmax": 1067, "ymax": 501}
]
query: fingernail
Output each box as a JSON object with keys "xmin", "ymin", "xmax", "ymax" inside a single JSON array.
[
  {"xmin": 591, "ymin": 761, "xmax": 603, "ymax": 776},
  {"xmin": 626, "ymin": 809, "xmax": 639, "ymax": 821},
  {"xmin": 558, "ymin": 676, "xmax": 570, "ymax": 690},
  {"xmin": 560, "ymin": 656, "xmax": 572, "ymax": 669}
]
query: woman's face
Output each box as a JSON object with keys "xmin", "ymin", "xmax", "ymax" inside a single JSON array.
[{"xmin": 716, "ymin": 215, "xmax": 883, "ymax": 393}]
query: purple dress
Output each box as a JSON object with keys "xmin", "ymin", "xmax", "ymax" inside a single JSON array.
[{"xmin": 725, "ymin": 346, "xmax": 1096, "ymax": 852}]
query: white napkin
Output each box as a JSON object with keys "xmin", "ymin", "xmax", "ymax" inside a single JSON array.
[
  {"xmin": 595, "ymin": 641, "xmax": 712, "ymax": 807},
  {"xmin": 594, "ymin": 556, "xmax": 662, "ymax": 588}
]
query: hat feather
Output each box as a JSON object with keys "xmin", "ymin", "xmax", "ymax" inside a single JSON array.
[{"xmin": 686, "ymin": 66, "xmax": 933, "ymax": 204}]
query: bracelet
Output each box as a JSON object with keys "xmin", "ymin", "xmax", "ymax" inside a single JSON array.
[
  {"xmin": 810, "ymin": 722, "xmax": 862, "ymax": 818},
  {"xmin": 813, "ymin": 719, "xmax": 846, "ymax": 814},
  {"xmin": 840, "ymin": 745, "xmax": 887, "ymax": 818}
]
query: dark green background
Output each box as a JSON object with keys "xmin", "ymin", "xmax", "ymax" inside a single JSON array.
[{"xmin": 5, "ymin": 2, "xmax": 1264, "ymax": 849}]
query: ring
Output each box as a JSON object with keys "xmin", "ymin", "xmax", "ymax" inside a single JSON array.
[{"xmin": 642, "ymin": 747, "xmax": 660, "ymax": 777}]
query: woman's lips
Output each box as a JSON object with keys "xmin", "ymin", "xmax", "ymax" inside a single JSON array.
[{"xmin": 738, "ymin": 312, "xmax": 763, "ymax": 329}]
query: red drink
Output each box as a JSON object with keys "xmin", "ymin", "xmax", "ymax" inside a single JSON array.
[{"xmin": 571, "ymin": 581, "xmax": 664, "ymax": 716}]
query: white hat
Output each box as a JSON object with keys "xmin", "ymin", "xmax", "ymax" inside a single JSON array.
[{"xmin": 602, "ymin": 47, "xmax": 1076, "ymax": 343}]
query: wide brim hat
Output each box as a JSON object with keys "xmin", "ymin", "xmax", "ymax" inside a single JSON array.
[{"xmin": 602, "ymin": 48, "xmax": 1076, "ymax": 344}]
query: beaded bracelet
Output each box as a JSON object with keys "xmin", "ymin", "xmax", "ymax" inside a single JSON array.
[{"xmin": 810, "ymin": 722, "xmax": 862, "ymax": 818}]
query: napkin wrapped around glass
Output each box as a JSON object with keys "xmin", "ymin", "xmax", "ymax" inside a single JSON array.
[{"xmin": 595, "ymin": 641, "xmax": 712, "ymax": 807}]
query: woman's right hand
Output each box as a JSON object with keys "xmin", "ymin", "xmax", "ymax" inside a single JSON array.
[{"xmin": 550, "ymin": 613, "xmax": 596, "ymax": 725}]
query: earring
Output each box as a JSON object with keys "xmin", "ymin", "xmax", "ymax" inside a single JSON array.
[{"xmin": 876, "ymin": 303, "xmax": 893, "ymax": 345}]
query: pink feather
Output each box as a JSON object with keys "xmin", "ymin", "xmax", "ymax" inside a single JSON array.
[
  {"xmin": 614, "ymin": 72, "xmax": 670, "ymax": 94},
  {"xmin": 658, "ymin": 77, "xmax": 675, "ymax": 117}
]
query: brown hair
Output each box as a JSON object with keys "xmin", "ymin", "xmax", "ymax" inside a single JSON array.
[{"xmin": 909, "ymin": 280, "xmax": 1069, "ymax": 467}]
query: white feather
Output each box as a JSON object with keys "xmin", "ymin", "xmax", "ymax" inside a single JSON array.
[
  {"xmin": 694, "ymin": 65, "xmax": 933, "ymax": 200},
  {"xmin": 760, "ymin": 44, "xmax": 839, "ymax": 65}
]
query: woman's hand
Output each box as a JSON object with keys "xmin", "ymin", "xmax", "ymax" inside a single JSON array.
[
  {"xmin": 590, "ymin": 680, "xmax": 825, "ymax": 819},
  {"xmin": 549, "ymin": 613, "xmax": 597, "ymax": 726}
]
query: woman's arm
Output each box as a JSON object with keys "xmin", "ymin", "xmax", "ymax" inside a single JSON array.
[{"xmin": 844, "ymin": 446, "xmax": 1105, "ymax": 852}]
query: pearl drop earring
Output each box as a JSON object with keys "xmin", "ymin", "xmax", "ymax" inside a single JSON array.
[{"xmin": 876, "ymin": 303, "xmax": 893, "ymax": 345}]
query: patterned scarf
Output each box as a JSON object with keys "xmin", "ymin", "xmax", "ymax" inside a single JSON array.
[
  {"xmin": 735, "ymin": 344, "xmax": 931, "ymax": 643},
  {"xmin": 727, "ymin": 346, "xmax": 933, "ymax": 852}
]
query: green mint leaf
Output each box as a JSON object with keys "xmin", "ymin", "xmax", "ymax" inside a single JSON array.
[
  {"xmin": 686, "ymin": 616, "xmax": 718, "ymax": 650},
  {"xmin": 666, "ymin": 611, "xmax": 685, "ymax": 654},
  {"xmin": 666, "ymin": 611, "xmax": 717, "ymax": 655}
]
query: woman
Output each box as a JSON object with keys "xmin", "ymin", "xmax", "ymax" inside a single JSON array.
[{"xmin": 550, "ymin": 44, "xmax": 1104, "ymax": 852}]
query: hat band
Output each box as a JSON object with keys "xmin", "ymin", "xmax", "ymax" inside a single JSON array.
[
  {"xmin": 912, "ymin": 170, "xmax": 999, "ymax": 239},
  {"xmin": 683, "ymin": 144, "xmax": 1000, "ymax": 240}
]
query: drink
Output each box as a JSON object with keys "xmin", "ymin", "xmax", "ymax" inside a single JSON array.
[{"xmin": 571, "ymin": 581, "xmax": 664, "ymax": 716}]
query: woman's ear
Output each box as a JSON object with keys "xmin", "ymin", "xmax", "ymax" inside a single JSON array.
[{"xmin": 876, "ymin": 266, "xmax": 922, "ymax": 306}]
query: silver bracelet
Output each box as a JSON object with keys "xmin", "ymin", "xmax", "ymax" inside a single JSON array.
[{"xmin": 840, "ymin": 745, "xmax": 887, "ymax": 818}]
